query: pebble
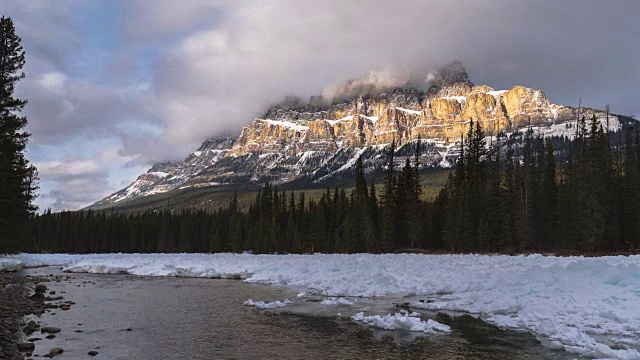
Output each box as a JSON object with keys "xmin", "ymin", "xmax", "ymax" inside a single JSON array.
[{"xmin": 88, "ymin": 350, "xmax": 99, "ymax": 356}]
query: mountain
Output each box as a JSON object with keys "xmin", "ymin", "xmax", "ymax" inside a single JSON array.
[
  {"xmin": 94, "ymin": 137, "xmax": 234, "ymax": 206},
  {"xmin": 92, "ymin": 61, "xmax": 625, "ymax": 209}
]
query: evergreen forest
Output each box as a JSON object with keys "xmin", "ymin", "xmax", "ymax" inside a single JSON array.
[{"xmin": 32, "ymin": 117, "xmax": 640, "ymax": 255}]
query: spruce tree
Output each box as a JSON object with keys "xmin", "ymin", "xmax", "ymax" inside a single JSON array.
[
  {"xmin": 540, "ymin": 139, "xmax": 557, "ymax": 250},
  {"xmin": 366, "ymin": 182, "xmax": 379, "ymax": 252},
  {"xmin": 380, "ymin": 140, "xmax": 396, "ymax": 250},
  {"xmin": 407, "ymin": 138, "xmax": 423, "ymax": 249},
  {"xmin": 0, "ymin": 16, "xmax": 38, "ymax": 253},
  {"xmin": 622, "ymin": 126, "xmax": 640, "ymax": 251}
]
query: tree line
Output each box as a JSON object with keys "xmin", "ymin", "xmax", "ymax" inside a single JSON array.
[{"xmin": 31, "ymin": 117, "xmax": 640, "ymax": 254}]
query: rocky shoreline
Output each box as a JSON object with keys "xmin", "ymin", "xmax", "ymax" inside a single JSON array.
[
  {"xmin": 0, "ymin": 272, "xmax": 47, "ymax": 359},
  {"xmin": 0, "ymin": 271, "xmax": 84, "ymax": 359}
]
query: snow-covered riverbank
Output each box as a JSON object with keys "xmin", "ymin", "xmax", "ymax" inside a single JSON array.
[{"xmin": 3, "ymin": 253, "xmax": 639, "ymax": 359}]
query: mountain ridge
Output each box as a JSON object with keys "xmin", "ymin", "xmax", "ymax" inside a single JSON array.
[{"xmin": 91, "ymin": 62, "xmax": 626, "ymax": 209}]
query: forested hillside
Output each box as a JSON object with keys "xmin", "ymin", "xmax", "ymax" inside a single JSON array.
[{"xmin": 31, "ymin": 116, "xmax": 640, "ymax": 255}]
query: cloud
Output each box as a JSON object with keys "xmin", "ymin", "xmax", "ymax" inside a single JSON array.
[
  {"xmin": 35, "ymin": 156, "xmax": 111, "ymax": 211},
  {"xmin": 321, "ymin": 67, "xmax": 413, "ymax": 102},
  {"xmin": 143, "ymin": 0, "xmax": 640, "ymax": 156},
  {"xmin": 34, "ymin": 146, "xmax": 147, "ymax": 211},
  {"xmin": 37, "ymin": 159, "xmax": 101, "ymax": 179},
  {"xmin": 3, "ymin": 0, "xmax": 82, "ymax": 71},
  {"xmin": 20, "ymin": 71, "xmax": 148, "ymax": 144}
]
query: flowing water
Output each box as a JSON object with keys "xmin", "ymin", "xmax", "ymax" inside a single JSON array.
[{"xmin": 22, "ymin": 267, "xmax": 572, "ymax": 359}]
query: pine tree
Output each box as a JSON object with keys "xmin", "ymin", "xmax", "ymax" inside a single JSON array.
[
  {"xmin": 407, "ymin": 137, "xmax": 423, "ymax": 249},
  {"xmin": 394, "ymin": 158, "xmax": 411, "ymax": 248},
  {"xmin": 540, "ymin": 139, "xmax": 557, "ymax": 250},
  {"xmin": 366, "ymin": 182, "xmax": 380, "ymax": 252},
  {"xmin": 380, "ymin": 140, "xmax": 396, "ymax": 250},
  {"xmin": 499, "ymin": 142, "xmax": 518, "ymax": 251},
  {"xmin": 582, "ymin": 115, "xmax": 608, "ymax": 251},
  {"xmin": 352, "ymin": 155, "xmax": 368, "ymax": 252},
  {"xmin": 481, "ymin": 139, "xmax": 502, "ymax": 251},
  {"xmin": 0, "ymin": 16, "xmax": 38, "ymax": 253},
  {"xmin": 622, "ymin": 126, "xmax": 640, "ymax": 251},
  {"xmin": 517, "ymin": 129, "xmax": 536, "ymax": 251}
]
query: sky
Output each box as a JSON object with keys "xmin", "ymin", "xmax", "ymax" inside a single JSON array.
[{"xmin": 3, "ymin": 0, "xmax": 639, "ymax": 211}]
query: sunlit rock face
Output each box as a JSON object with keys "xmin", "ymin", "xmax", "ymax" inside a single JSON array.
[
  {"xmin": 231, "ymin": 62, "xmax": 573, "ymax": 155},
  {"xmin": 94, "ymin": 62, "xmax": 619, "ymax": 207}
]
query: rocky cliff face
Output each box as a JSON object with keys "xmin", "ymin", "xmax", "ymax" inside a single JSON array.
[
  {"xmin": 93, "ymin": 62, "xmax": 620, "ymax": 207},
  {"xmin": 231, "ymin": 83, "xmax": 575, "ymax": 157}
]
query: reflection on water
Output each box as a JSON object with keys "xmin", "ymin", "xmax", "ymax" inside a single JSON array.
[{"xmin": 25, "ymin": 267, "xmax": 571, "ymax": 359}]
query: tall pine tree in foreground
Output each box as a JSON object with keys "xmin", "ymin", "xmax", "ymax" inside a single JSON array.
[{"xmin": 0, "ymin": 16, "xmax": 38, "ymax": 253}]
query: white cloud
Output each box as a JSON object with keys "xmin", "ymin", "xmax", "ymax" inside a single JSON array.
[
  {"xmin": 37, "ymin": 71, "xmax": 67, "ymax": 92},
  {"xmin": 38, "ymin": 160, "xmax": 101, "ymax": 178},
  {"xmin": 33, "ymin": 145, "xmax": 147, "ymax": 211}
]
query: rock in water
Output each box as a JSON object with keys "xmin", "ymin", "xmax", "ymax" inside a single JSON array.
[
  {"xmin": 43, "ymin": 347, "xmax": 64, "ymax": 357},
  {"xmin": 41, "ymin": 326, "xmax": 61, "ymax": 334},
  {"xmin": 17, "ymin": 342, "xmax": 35, "ymax": 352},
  {"xmin": 23, "ymin": 320, "xmax": 40, "ymax": 335}
]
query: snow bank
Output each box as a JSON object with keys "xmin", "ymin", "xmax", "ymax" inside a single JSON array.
[
  {"xmin": 243, "ymin": 299, "xmax": 292, "ymax": 309},
  {"xmin": 5, "ymin": 253, "xmax": 640, "ymax": 358},
  {"xmin": 351, "ymin": 310, "xmax": 451, "ymax": 334}
]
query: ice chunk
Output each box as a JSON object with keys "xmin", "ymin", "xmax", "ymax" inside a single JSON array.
[
  {"xmin": 243, "ymin": 299, "xmax": 292, "ymax": 309},
  {"xmin": 351, "ymin": 310, "xmax": 451, "ymax": 334},
  {"xmin": 0, "ymin": 258, "xmax": 23, "ymax": 272},
  {"xmin": 320, "ymin": 297, "xmax": 354, "ymax": 305}
]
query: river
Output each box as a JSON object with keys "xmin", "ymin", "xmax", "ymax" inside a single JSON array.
[{"xmin": 22, "ymin": 267, "xmax": 572, "ymax": 359}]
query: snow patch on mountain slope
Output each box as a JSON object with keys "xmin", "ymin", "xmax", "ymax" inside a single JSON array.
[
  {"xmin": 487, "ymin": 90, "xmax": 507, "ymax": 97},
  {"xmin": 260, "ymin": 119, "xmax": 309, "ymax": 131},
  {"xmin": 395, "ymin": 106, "xmax": 422, "ymax": 115},
  {"xmin": 439, "ymin": 96, "xmax": 467, "ymax": 103}
]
